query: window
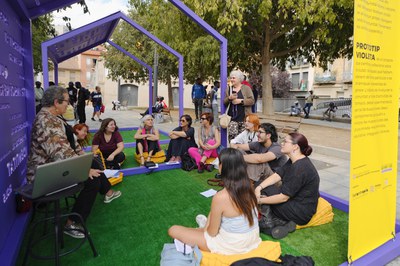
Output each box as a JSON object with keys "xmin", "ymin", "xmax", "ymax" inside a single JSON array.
[{"xmin": 291, "ymin": 73, "xmax": 300, "ymax": 90}]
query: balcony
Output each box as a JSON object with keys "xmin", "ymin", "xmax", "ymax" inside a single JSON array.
[{"xmin": 314, "ymin": 73, "xmax": 336, "ymax": 84}]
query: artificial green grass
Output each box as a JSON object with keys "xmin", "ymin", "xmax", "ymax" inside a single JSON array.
[{"xmin": 16, "ymin": 169, "xmax": 348, "ymax": 266}]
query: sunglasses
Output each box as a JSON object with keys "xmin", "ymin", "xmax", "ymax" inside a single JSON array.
[
  {"xmin": 180, "ymin": 119, "xmax": 186, "ymax": 122},
  {"xmin": 200, "ymin": 117, "xmax": 207, "ymax": 120}
]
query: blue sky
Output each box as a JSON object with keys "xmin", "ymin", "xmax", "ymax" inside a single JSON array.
[{"xmin": 53, "ymin": 0, "xmax": 129, "ymax": 29}]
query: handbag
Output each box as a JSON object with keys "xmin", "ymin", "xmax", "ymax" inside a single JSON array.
[
  {"xmin": 219, "ymin": 102, "xmax": 231, "ymax": 129},
  {"xmin": 160, "ymin": 243, "xmax": 202, "ymax": 266},
  {"xmin": 100, "ymin": 105, "xmax": 105, "ymax": 113}
]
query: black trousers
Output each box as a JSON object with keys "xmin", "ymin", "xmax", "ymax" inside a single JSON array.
[
  {"xmin": 104, "ymin": 152, "xmax": 126, "ymax": 169},
  {"xmin": 70, "ymin": 173, "xmax": 111, "ymax": 223},
  {"xmin": 193, "ymin": 98, "xmax": 203, "ymax": 119},
  {"xmin": 77, "ymin": 103, "xmax": 86, "ymax": 123}
]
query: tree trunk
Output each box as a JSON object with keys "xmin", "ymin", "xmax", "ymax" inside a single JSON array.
[
  {"xmin": 261, "ymin": 28, "xmax": 274, "ymax": 116},
  {"xmin": 167, "ymin": 77, "xmax": 173, "ymax": 110}
]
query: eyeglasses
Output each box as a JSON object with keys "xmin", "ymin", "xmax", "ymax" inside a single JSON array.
[
  {"xmin": 257, "ymin": 130, "xmax": 266, "ymax": 134},
  {"xmin": 281, "ymin": 139, "xmax": 295, "ymax": 144},
  {"xmin": 200, "ymin": 117, "xmax": 207, "ymax": 120}
]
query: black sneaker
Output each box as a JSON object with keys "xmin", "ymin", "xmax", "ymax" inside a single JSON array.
[
  {"xmin": 99, "ymin": 119, "xmax": 103, "ymax": 122},
  {"xmin": 271, "ymin": 221, "xmax": 296, "ymax": 239},
  {"xmin": 64, "ymin": 223, "xmax": 85, "ymax": 239},
  {"xmin": 91, "ymin": 118, "xmax": 95, "ymax": 121}
]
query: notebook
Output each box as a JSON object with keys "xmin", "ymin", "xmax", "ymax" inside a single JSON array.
[{"xmin": 17, "ymin": 153, "xmax": 93, "ymax": 199}]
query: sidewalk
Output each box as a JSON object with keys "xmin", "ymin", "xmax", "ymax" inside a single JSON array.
[{"xmin": 84, "ymin": 105, "xmax": 399, "ymax": 265}]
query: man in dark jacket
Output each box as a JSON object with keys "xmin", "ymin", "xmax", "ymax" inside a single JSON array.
[{"xmin": 76, "ymin": 81, "xmax": 89, "ymax": 123}]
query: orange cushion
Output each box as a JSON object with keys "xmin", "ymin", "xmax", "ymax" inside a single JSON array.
[{"xmin": 296, "ymin": 197, "xmax": 334, "ymax": 229}]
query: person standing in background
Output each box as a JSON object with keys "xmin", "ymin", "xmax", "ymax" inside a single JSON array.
[
  {"xmin": 303, "ymin": 90, "xmax": 318, "ymax": 119},
  {"xmin": 34, "ymin": 81, "xmax": 44, "ymax": 114},
  {"xmin": 251, "ymin": 85, "xmax": 259, "ymax": 113},
  {"xmin": 90, "ymin": 86, "xmax": 103, "ymax": 122},
  {"xmin": 67, "ymin": 82, "xmax": 77, "ymax": 106},
  {"xmin": 210, "ymin": 81, "xmax": 220, "ymax": 126},
  {"xmin": 76, "ymin": 81, "xmax": 89, "ymax": 123},
  {"xmin": 192, "ymin": 78, "xmax": 206, "ymax": 122}
]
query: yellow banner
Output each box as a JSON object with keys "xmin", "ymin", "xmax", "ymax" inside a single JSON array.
[{"xmin": 349, "ymin": 0, "xmax": 400, "ymax": 262}]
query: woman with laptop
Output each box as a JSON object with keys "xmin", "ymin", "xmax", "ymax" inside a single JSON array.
[{"xmin": 26, "ymin": 86, "xmax": 121, "ymax": 239}]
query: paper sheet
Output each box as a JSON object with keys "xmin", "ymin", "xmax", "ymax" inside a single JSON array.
[
  {"xmin": 174, "ymin": 239, "xmax": 193, "ymax": 255},
  {"xmin": 200, "ymin": 189, "xmax": 217, "ymax": 198},
  {"xmin": 103, "ymin": 169, "xmax": 120, "ymax": 178}
]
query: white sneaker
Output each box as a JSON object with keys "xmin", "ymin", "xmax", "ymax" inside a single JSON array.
[
  {"xmin": 195, "ymin": 214, "xmax": 207, "ymax": 228},
  {"xmin": 104, "ymin": 190, "xmax": 121, "ymax": 203}
]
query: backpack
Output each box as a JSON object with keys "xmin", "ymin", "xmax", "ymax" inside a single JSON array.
[{"xmin": 181, "ymin": 153, "xmax": 197, "ymax": 171}]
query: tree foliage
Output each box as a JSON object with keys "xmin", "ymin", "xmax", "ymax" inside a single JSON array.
[
  {"xmin": 104, "ymin": 0, "xmax": 353, "ymax": 114},
  {"xmin": 189, "ymin": 0, "xmax": 354, "ymax": 115}
]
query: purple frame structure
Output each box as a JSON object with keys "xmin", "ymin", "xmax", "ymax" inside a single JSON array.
[
  {"xmin": 41, "ymin": 11, "xmax": 182, "ymax": 117},
  {"xmin": 168, "ymin": 0, "xmax": 228, "ymax": 146}
]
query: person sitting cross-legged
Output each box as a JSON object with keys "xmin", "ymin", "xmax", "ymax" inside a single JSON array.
[
  {"xmin": 92, "ymin": 118, "xmax": 125, "ymax": 169},
  {"xmin": 168, "ymin": 148, "xmax": 261, "ymax": 255},
  {"xmin": 232, "ymin": 123, "xmax": 287, "ymax": 182},
  {"xmin": 188, "ymin": 112, "xmax": 220, "ymax": 173},
  {"xmin": 134, "ymin": 114, "xmax": 161, "ymax": 166},
  {"xmin": 165, "ymin": 114, "xmax": 198, "ymax": 164},
  {"xmin": 255, "ymin": 133, "xmax": 320, "ymax": 239}
]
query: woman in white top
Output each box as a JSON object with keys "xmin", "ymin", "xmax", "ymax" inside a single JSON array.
[
  {"xmin": 168, "ymin": 148, "xmax": 261, "ymax": 255},
  {"xmin": 230, "ymin": 113, "xmax": 260, "ymax": 147}
]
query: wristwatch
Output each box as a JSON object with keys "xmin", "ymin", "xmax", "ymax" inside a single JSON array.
[{"xmin": 241, "ymin": 99, "xmax": 244, "ymax": 104}]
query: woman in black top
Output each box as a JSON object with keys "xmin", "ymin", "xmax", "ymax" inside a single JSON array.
[
  {"xmin": 165, "ymin": 114, "xmax": 197, "ymax": 163},
  {"xmin": 255, "ymin": 132, "xmax": 320, "ymax": 239}
]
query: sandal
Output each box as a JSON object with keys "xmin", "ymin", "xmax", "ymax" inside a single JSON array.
[{"xmin": 140, "ymin": 155, "xmax": 145, "ymax": 166}]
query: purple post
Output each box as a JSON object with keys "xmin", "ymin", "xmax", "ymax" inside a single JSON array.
[{"xmin": 168, "ymin": 0, "xmax": 228, "ymax": 146}]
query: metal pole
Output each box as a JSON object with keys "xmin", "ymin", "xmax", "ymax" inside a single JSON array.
[{"xmin": 153, "ymin": 47, "xmax": 159, "ymax": 103}]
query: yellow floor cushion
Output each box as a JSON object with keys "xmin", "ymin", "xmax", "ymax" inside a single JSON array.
[
  {"xmin": 108, "ymin": 172, "xmax": 124, "ymax": 186},
  {"xmin": 296, "ymin": 197, "xmax": 334, "ymax": 229},
  {"xmin": 205, "ymin": 157, "xmax": 217, "ymax": 164},
  {"xmin": 134, "ymin": 150, "xmax": 166, "ymax": 164},
  {"xmin": 200, "ymin": 241, "xmax": 281, "ymax": 266},
  {"xmin": 93, "ymin": 149, "xmax": 124, "ymax": 186}
]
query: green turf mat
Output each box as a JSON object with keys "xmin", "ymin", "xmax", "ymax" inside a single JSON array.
[{"xmin": 16, "ymin": 169, "xmax": 348, "ymax": 266}]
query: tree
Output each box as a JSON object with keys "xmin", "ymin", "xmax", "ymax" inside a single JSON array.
[
  {"xmin": 188, "ymin": 0, "xmax": 354, "ymax": 115},
  {"xmin": 31, "ymin": 1, "xmax": 89, "ymax": 75},
  {"xmin": 104, "ymin": 0, "xmax": 223, "ymax": 108}
]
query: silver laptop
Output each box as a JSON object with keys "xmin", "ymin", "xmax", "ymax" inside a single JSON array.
[{"xmin": 18, "ymin": 153, "xmax": 93, "ymax": 199}]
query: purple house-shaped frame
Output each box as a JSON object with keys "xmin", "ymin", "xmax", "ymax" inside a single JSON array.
[{"xmin": 41, "ymin": 11, "xmax": 183, "ymax": 118}]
